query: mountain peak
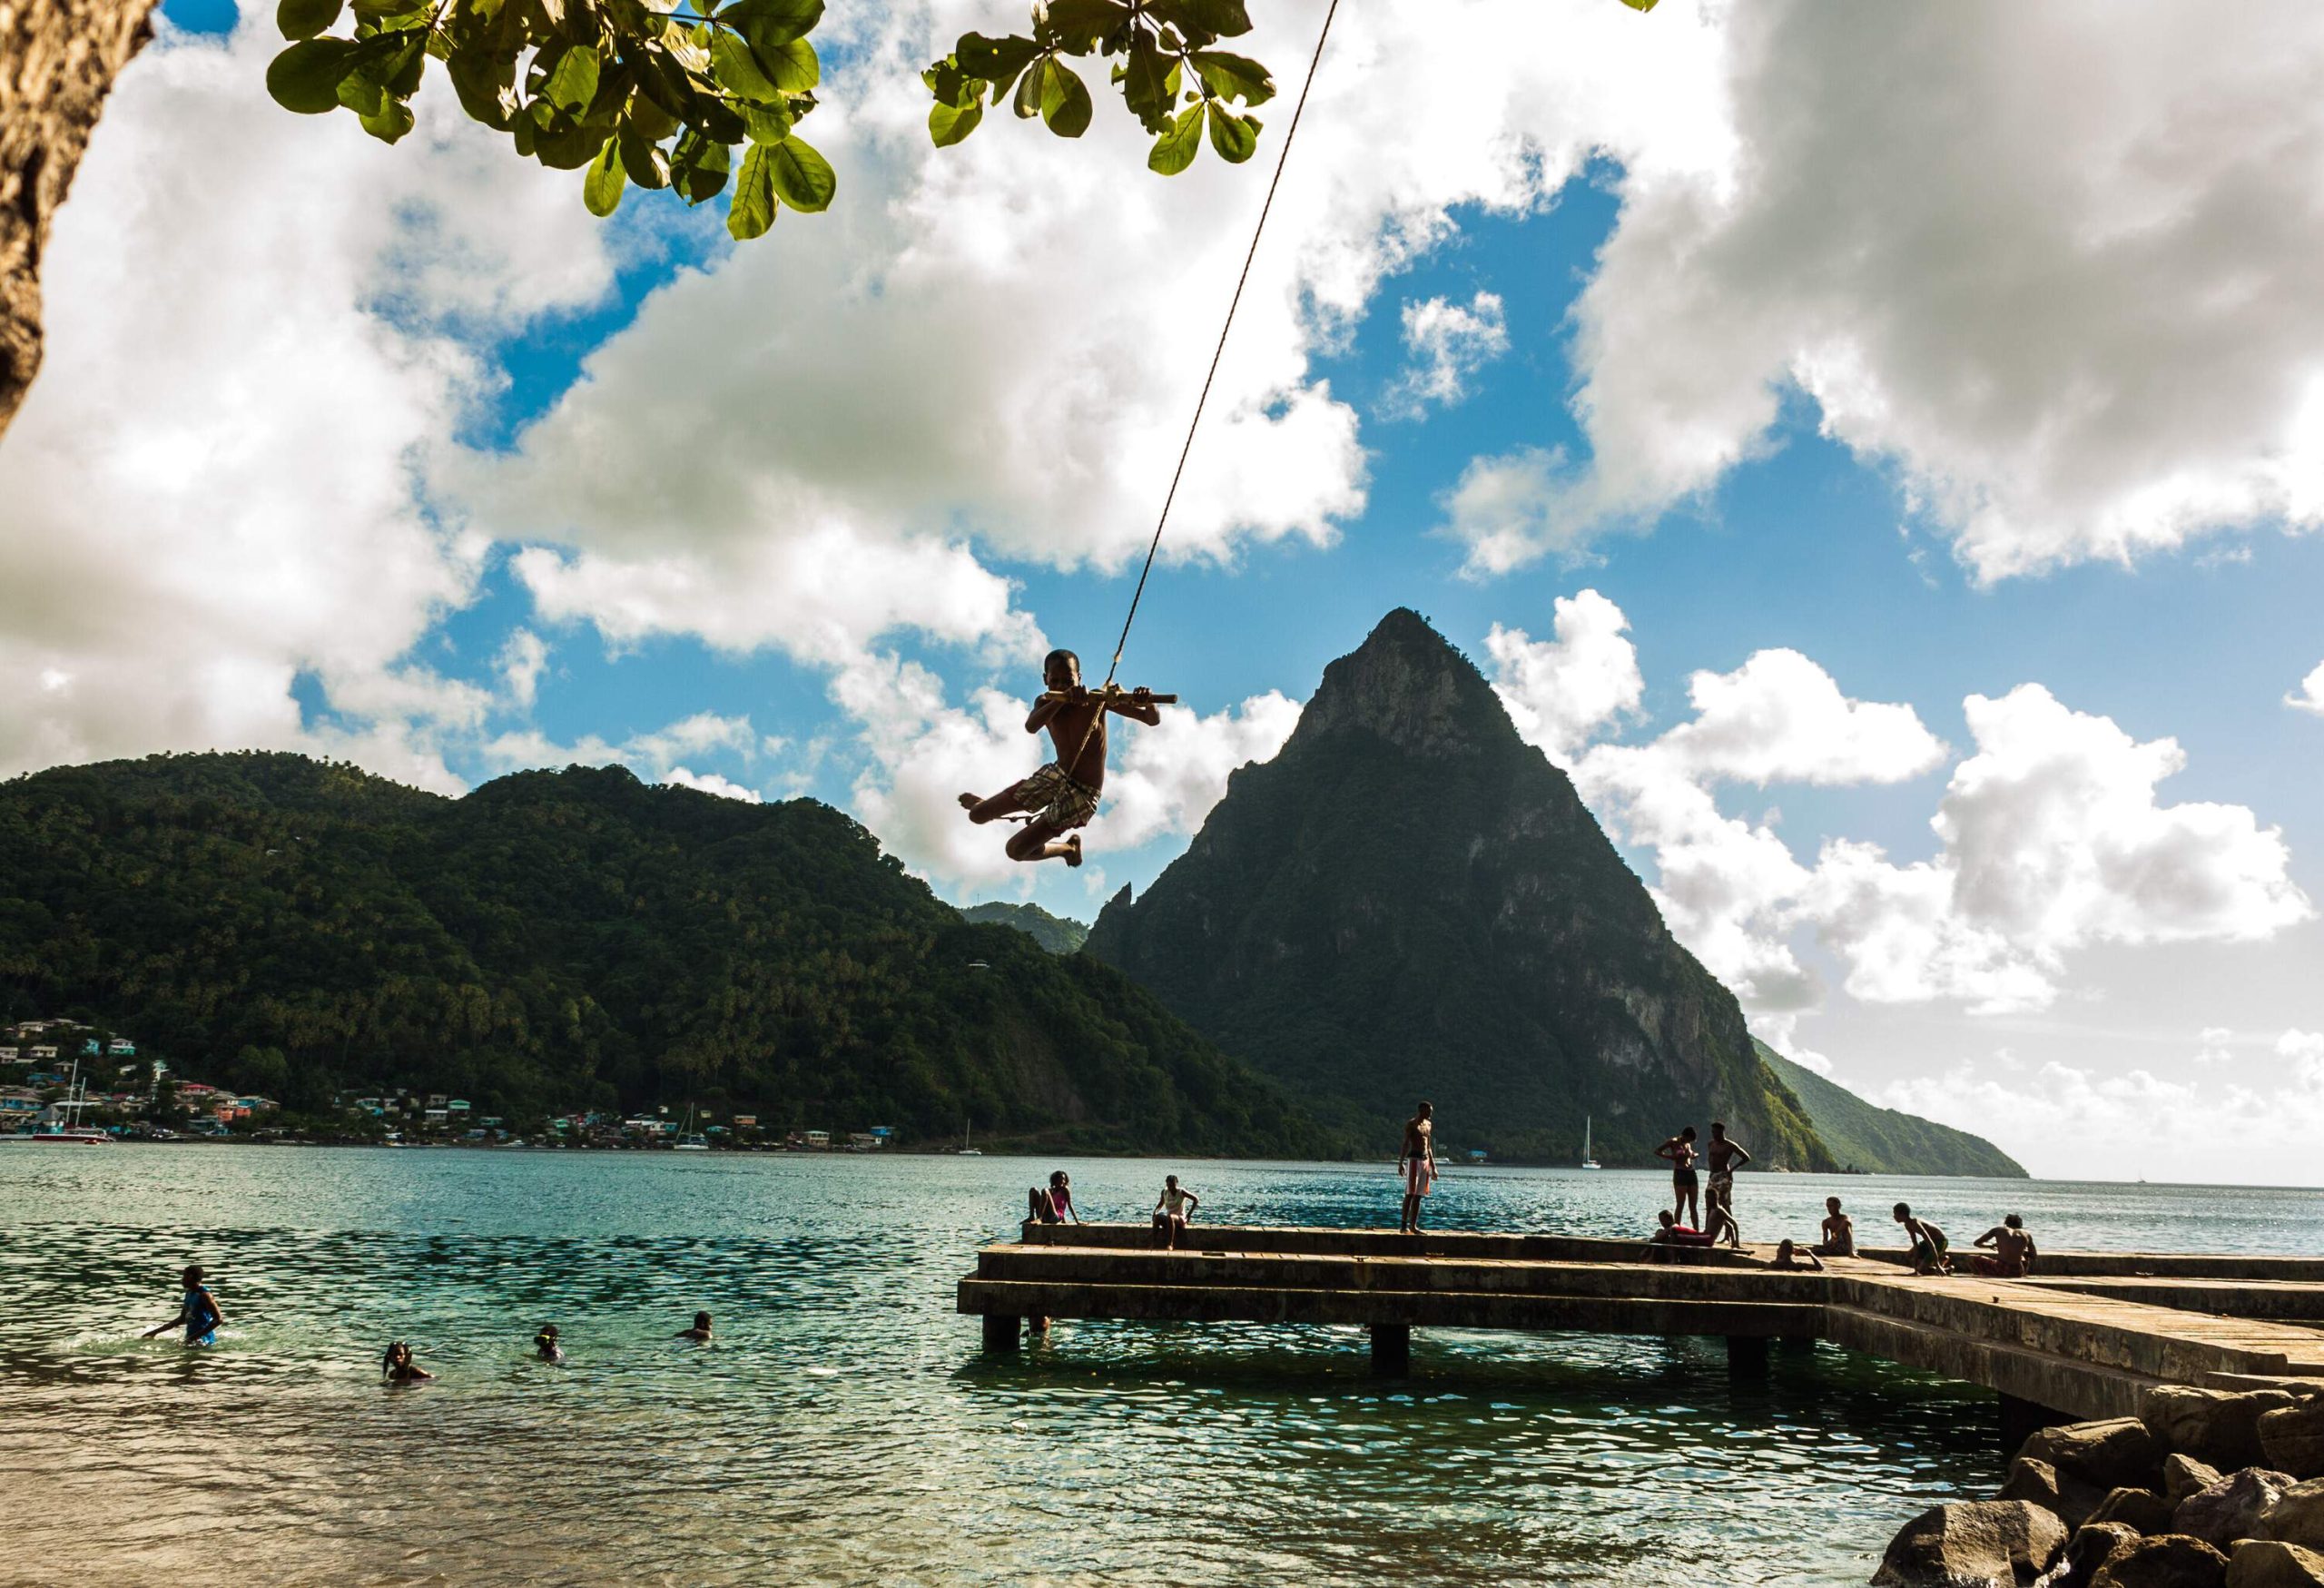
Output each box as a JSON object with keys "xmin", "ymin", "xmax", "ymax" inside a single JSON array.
[{"xmin": 1290, "ymin": 608, "xmax": 1514, "ymax": 759}]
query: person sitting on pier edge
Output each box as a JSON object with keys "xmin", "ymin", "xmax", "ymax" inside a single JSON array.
[
  {"xmin": 1816, "ymin": 1197, "xmax": 1856, "ymax": 1258},
  {"xmin": 1649, "ymin": 1209, "xmax": 1715, "ymax": 1249},
  {"xmin": 1969, "ymin": 1213, "xmax": 2037, "ymax": 1277},
  {"xmin": 676, "ymin": 1311, "xmax": 714, "ymax": 1342},
  {"xmin": 535, "ymin": 1324, "xmax": 564, "ymax": 1363},
  {"xmin": 141, "ymin": 1264, "xmax": 224, "ymax": 1346},
  {"xmin": 1152, "ymin": 1175, "xmax": 1199, "ymax": 1248},
  {"xmin": 1893, "ymin": 1203, "xmax": 1951, "ymax": 1275},
  {"xmin": 1398, "ymin": 1100, "xmax": 1436, "ymax": 1235},
  {"xmin": 1703, "ymin": 1178, "xmax": 1741, "ymax": 1249},
  {"xmin": 382, "ymin": 1340, "xmax": 434, "ymax": 1382},
  {"xmin": 1027, "ymin": 1169, "xmax": 1078, "ymax": 1226},
  {"xmin": 1656, "ymin": 1127, "xmax": 1700, "ymax": 1230},
  {"xmin": 1705, "ymin": 1122, "xmax": 1749, "ymax": 1244},
  {"xmin": 1768, "ymin": 1238, "xmax": 1824, "ymax": 1271}
]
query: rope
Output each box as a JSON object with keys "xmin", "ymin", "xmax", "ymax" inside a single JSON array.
[{"xmin": 1051, "ymin": 0, "xmax": 1344, "ymax": 794}]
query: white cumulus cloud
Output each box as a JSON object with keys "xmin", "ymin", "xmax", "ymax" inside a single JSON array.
[
  {"xmin": 2290, "ymin": 660, "xmax": 2324, "ymax": 716},
  {"xmin": 1384, "ymin": 291, "xmax": 1510, "ymax": 417},
  {"xmin": 1484, "ymin": 589, "xmax": 1643, "ymax": 764},
  {"xmin": 1453, "ymin": 1, "xmax": 2324, "ymax": 582}
]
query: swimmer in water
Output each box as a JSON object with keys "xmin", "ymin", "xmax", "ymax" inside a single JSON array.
[
  {"xmin": 382, "ymin": 1340, "xmax": 434, "ymax": 1382},
  {"xmin": 676, "ymin": 1311, "xmax": 713, "ymax": 1342},
  {"xmin": 1769, "ymin": 1238, "xmax": 1825, "ymax": 1272},
  {"xmin": 141, "ymin": 1264, "xmax": 224, "ymax": 1346},
  {"xmin": 535, "ymin": 1324, "xmax": 565, "ymax": 1363}
]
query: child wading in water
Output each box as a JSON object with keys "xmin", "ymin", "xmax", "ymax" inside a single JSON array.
[{"xmin": 959, "ymin": 649, "xmax": 1164, "ymax": 867}]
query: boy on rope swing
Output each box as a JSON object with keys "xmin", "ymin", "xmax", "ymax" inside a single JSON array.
[{"xmin": 958, "ymin": 648, "xmax": 1169, "ymax": 867}]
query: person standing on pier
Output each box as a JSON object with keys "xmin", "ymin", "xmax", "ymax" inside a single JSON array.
[
  {"xmin": 1705, "ymin": 1122, "xmax": 1750, "ymax": 1247},
  {"xmin": 1656, "ymin": 1127, "xmax": 1700, "ymax": 1230},
  {"xmin": 1398, "ymin": 1101, "xmax": 1436, "ymax": 1234}
]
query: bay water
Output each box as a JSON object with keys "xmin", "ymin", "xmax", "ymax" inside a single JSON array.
[{"xmin": 4, "ymin": 1148, "xmax": 2319, "ymax": 1586}]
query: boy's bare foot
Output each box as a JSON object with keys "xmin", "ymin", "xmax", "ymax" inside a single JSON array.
[{"xmin": 1063, "ymin": 834, "xmax": 1082, "ymax": 868}]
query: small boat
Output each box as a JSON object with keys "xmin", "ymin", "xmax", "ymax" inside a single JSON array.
[
  {"xmin": 957, "ymin": 1119, "xmax": 981, "ymax": 1157},
  {"xmin": 2, "ymin": 1058, "xmax": 113, "ymax": 1145},
  {"xmin": 672, "ymin": 1104, "xmax": 709, "ymax": 1150},
  {"xmin": 1580, "ymin": 1114, "xmax": 1600, "ymax": 1171}
]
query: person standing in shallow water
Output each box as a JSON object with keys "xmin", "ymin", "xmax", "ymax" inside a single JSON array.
[
  {"xmin": 1398, "ymin": 1101, "xmax": 1436, "ymax": 1234},
  {"xmin": 142, "ymin": 1265, "xmax": 223, "ymax": 1346},
  {"xmin": 676, "ymin": 1311, "xmax": 713, "ymax": 1342}
]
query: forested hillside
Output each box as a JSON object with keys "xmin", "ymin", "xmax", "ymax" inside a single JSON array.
[
  {"xmin": 0, "ymin": 753, "xmax": 1340, "ymax": 1153},
  {"xmin": 1756, "ymin": 1041, "xmax": 2026, "ymax": 1178}
]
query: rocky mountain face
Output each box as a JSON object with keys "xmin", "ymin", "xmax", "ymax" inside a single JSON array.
[{"xmin": 1086, "ymin": 608, "xmax": 1834, "ymax": 1168}]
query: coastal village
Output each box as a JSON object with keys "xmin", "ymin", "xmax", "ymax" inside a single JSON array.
[{"xmin": 1, "ymin": 1018, "xmax": 892, "ymax": 1150}]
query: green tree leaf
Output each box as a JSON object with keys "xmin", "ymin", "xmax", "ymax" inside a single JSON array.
[
  {"xmin": 275, "ymin": 0, "xmax": 342, "ymax": 40},
  {"xmin": 673, "ymin": 133, "xmax": 731, "ymax": 203},
  {"xmin": 768, "ymin": 134, "xmax": 835, "ymax": 212},
  {"xmin": 265, "ymin": 38, "xmax": 359, "ymax": 114},
  {"xmin": 743, "ymin": 101, "xmax": 793, "ymax": 144},
  {"xmin": 757, "ymin": 36, "xmax": 819, "ymax": 93},
  {"xmin": 710, "ymin": 29, "xmax": 782, "ymax": 104},
  {"xmin": 956, "ymin": 33, "xmax": 1038, "ymax": 86},
  {"xmin": 1039, "ymin": 0, "xmax": 1128, "ymax": 52},
  {"xmin": 359, "ymin": 94, "xmax": 416, "ymax": 143},
  {"xmin": 1147, "ymin": 102, "xmax": 1202, "ymax": 175},
  {"xmin": 1147, "ymin": 0, "xmax": 1252, "ymax": 39},
  {"xmin": 1621, "ymin": 0, "xmax": 1659, "ymax": 9},
  {"xmin": 1121, "ymin": 34, "xmax": 1173, "ymax": 133},
  {"xmin": 723, "ymin": 0, "xmax": 823, "ymax": 47},
  {"xmin": 929, "ymin": 95, "xmax": 983, "ymax": 148},
  {"xmin": 1189, "ymin": 50, "xmax": 1272, "ymax": 107},
  {"xmin": 541, "ymin": 44, "xmax": 600, "ymax": 115},
  {"xmin": 618, "ymin": 122, "xmax": 670, "ymax": 189},
  {"xmin": 1011, "ymin": 55, "xmax": 1046, "ymax": 119},
  {"xmin": 1204, "ymin": 100, "xmax": 1256, "ymax": 163},
  {"xmin": 583, "ymin": 135, "xmax": 625, "ymax": 216},
  {"xmin": 447, "ymin": 48, "xmax": 518, "ymax": 129},
  {"xmin": 729, "ymin": 143, "xmax": 777, "ymax": 239},
  {"xmin": 1039, "ymin": 57, "xmax": 1092, "ymax": 138}
]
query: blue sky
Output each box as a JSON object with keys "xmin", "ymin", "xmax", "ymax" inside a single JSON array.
[{"xmin": 7, "ymin": 0, "xmax": 2323, "ymax": 1179}]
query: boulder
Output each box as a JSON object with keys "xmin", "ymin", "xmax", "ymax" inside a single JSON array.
[
  {"xmin": 2146, "ymin": 1391, "xmax": 2298, "ymax": 1472},
  {"xmin": 2028, "ymin": 1420, "xmax": 2168, "ymax": 1494},
  {"xmin": 2177, "ymin": 1471, "xmax": 2297, "ymax": 1551},
  {"xmin": 2262, "ymin": 1480, "xmax": 2324, "ymax": 1552},
  {"xmin": 2262, "ymin": 1405, "xmax": 2324, "ymax": 1482},
  {"xmin": 2169, "ymin": 1457, "xmax": 2229, "ymax": 1508},
  {"xmin": 2003, "ymin": 1455, "xmax": 2108, "ymax": 1530},
  {"xmin": 2228, "ymin": 1540, "xmax": 2324, "ymax": 1588},
  {"xmin": 1873, "ymin": 1499, "xmax": 2070, "ymax": 1587},
  {"xmin": 2093, "ymin": 1488, "xmax": 2183, "ymax": 1536},
  {"xmin": 2091, "ymin": 1534, "xmax": 2230, "ymax": 1588},
  {"xmin": 2062, "ymin": 1524, "xmax": 2145, "ymax": 1587}
]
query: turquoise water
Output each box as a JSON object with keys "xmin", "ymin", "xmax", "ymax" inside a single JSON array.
[{"xmin": 5, "ymin": 1149, "xmax": 2320, "ymax": 1587}]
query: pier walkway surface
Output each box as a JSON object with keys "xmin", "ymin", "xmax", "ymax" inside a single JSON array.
[{"xmin": 957, "ymin": 1224, "xmax": 2324, "ymax": 1431}]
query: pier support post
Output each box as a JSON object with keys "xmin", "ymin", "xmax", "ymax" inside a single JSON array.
[
  {"xmin": 980, "ymin": 1312, "xmax": 1021, "ymax": 1354},
  {"xmin": 1726, "ymin": 1335, "xmax": 1769, "ymax": 1380},
  {"xmin": 1370, "ymin": 1323, "xmax": 1411, "ymax": 1377},
  {"xmin": 1999, "ymin": 1393, "xmax": 2071, "ymax": 1454}
]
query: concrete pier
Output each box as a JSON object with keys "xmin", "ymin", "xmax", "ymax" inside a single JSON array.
[{"xmin": 960, "ymin": 1224, "xmax": 2324, "ymax": 1419}]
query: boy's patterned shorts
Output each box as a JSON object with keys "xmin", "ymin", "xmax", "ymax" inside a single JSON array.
[{"xmin": 1019, "ymin": 763, "xmax": 1099, "ymax": 830}]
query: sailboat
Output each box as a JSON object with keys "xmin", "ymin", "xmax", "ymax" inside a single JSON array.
[
  {"xmin": 958, "ymin": 1119, "xmax": 981, "ymax": 1157},
  {"xmin": 1580, "ymin": 1114, "xmax": 1601, "ymax": 1170},
  {"xmin": 671, "ymin": 1102, "xmax": 709, "ymax": 1151},
  {"xmin": 3, "ymin": 1056, "xmax": 113, "ymax": 1145}
]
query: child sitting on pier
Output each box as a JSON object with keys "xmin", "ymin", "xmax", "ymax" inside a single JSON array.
[
  {"xmin": 1969, "ymin": 1213, "xmax": 2037, "ymax": 1277},
  {"xmin": 1816, "ymin": 1197, "xmax": 1855, "ymax": 1258},
  {"xmin": 1893, "ymin": 1203, "xmax": 1951, "ymax": 1275},
  {"xmin": 958, "ymin": 649, "xmax": 1166, "ymax": 867},
  {"xmin": 1153, "ymin": 1175, "xmax": 1199, "ymax": 1249}
]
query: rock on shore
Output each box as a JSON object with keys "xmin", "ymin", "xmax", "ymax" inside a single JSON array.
[{"xmin": 1872, "ymin": 1499, "xmax": 2067, "ymax": 1586}]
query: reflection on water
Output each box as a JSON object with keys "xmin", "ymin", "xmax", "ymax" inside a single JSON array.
[{"xmin": 4, "ymin": 1150, "xmax": 2317, "ymax": 1586}]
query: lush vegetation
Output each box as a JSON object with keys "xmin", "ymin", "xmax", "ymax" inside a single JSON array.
[
  {"xmin": 1088, "ymin": 609, "xmax": 1838, "ymax": 1169},
  {"xmin": 960, "ymin": 900, "xmax": 1088, "ymax": 955},
  {"xmin": 0, "ymin": 752, "xmax": 1342, "ymax": 1154},
  {"xmin": 261, "ymin": 0, "xmax": 1656, "ymax": 237},
  {"xmin": 1755, "ymin": 1041, "xmax": 2025, "ymax": 1179}
]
